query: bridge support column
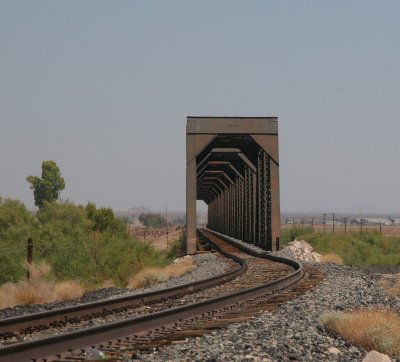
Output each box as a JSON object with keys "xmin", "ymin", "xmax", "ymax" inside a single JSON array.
[
  {"xmin": 186, "ymin": 158, "xmax": 197, "ymax": 254},
  {"xmin": 186, "ymin": 131, "xmax": 216, "ymax": 254}
]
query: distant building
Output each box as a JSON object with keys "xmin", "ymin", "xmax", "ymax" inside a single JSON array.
[{"xmin": 350, "ymin": 217, "xmax": 395, "ymax": 225}]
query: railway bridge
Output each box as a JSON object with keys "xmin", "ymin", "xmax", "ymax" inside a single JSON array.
[{"xmin": 186, "ymin": 117, "xmax": 280, "ymax": 254}]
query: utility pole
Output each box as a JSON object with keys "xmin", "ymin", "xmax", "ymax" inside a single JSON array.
[
  {"xmin": 165, "ymin": 205, "xmax": 169, "ymax": 246},
  {"xmin": 27, "ymin": 237, "xmax": 33, "ymax": 280},
  {"xmin": 144, "ymin": 214, "xmax": 149, "ymax": 241},
  {"xmin": 332, "ymin": 213, "xmax": 335, "ymax": 233},
  {"xmin": 323, "ymin": 213, "xmax": 326, "ymax": 232},
  {"xmin": 344, "ymin": 217, "xmax": 347, "ymax": 235}
]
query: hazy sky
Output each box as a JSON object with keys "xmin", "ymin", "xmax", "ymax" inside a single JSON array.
[{"xmin": 1, "ymin": 1, "xmax": 399, "ymax": 214}]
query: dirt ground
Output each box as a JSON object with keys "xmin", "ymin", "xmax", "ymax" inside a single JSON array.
[
  {"xmin": 149, "ymin": 229, "xmax": 182, "ymax": 251},
  {"xmin": 130, "ymin": 228, "xmax": 182, "ymax": 251}
]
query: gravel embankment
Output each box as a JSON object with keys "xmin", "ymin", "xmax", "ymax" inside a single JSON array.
[
  {"xmin": 136, "ymin": 248, "xmax": 400, "ymax": 362},
  {"xmin": 0, "ymin": 253, "xmax": 231, "ymax": 320}
]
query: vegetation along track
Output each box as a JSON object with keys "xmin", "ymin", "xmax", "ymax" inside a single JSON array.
[{"xmin": 0, "ymin": 228, "xmax": 323, "ymax": 362}]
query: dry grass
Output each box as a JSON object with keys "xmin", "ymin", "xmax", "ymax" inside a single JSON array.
[
  {"xmin": 322, "ymin": 309, "xmax": 400, "ymax": 357},
  {"xmin": 52, "ymin": 281, "xmax": 85, "ymax": 301},
  {"xmin": 128, "ymin": 258, "xmax": 195, "ymax": 288},
  {"xmin": 128, "ymin": 267, "xmax": 168, "ymax": 288},
  {"xmin": 150, "ymin": 229, "xmax": 183, "ymax": 251},
  {"xmin": 99, "ymin": 279, "xmax": 116, "ymax": 289},
  {"xmin": 377, "ymin": 275, "xmax": 400, "ymax": 299},
  {"xmin": 320, "ymin": 253, "xmax": 344, "ymax": 264},
  {"xmin": 0, "ymin": 262, "xmax": 86, "ymax": 309}
]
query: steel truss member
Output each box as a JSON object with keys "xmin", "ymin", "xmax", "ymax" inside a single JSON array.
[{"xmin": 187, "ymin": 117, "xmax": 280, "ymax": 254}]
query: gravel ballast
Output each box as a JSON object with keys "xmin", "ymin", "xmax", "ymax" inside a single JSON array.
[
  {"xmin": 0, "ymin": 253, "xmax": 231, "ymax": 320},
  {"xmin": 2, "ymin": 238, "xmax": 399, "ymax": 361},
  {"xmin": 136, "ymin": 248, "xmax": 400, "ymax": 362}
]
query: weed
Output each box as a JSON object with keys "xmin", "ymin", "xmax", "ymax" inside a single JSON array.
[
  {"xmin": 0, "ymin": 262, "xmax": 86, "ymax": 308},
  {"xmin": 281, "ymin": 228, "xmax": 400, "ymax": 267},
  {"xmin": 320, "ymin": 253, "xmax": 344, "ymax": 264},
  {"xmin": 377, "ymin": 276, "xmax": 400, "ymax": 299},
  {"xmin": 165, "ymin": 233, "xmax": 186, "ymax": 261},
  {"xmin": 322, "ymin": 309, "xmax": 400, "ymax": 357},
  {"xmin": 52, "ymin": 281, "xmax": 85, "ymax": 301},
  {"xmin": 128, "ymin": 258, "xmax": 195, "ymax": 288},
  {"xmin": 128, "ymin": 267, "xmax": 168, "ymax": 288}
]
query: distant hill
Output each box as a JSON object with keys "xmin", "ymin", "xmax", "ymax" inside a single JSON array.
[{"xmin": 127, "ymin": 207, "xmax": 151, "ymax": 215}]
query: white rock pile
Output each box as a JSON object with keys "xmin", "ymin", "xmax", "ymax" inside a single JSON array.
[
  {"xmin": 286, "ymin": 239, "xmax": 322, "ymax": 262},
  {"xmin": 172, "ymin": 255, "xmax": 193, "ymax": 264}
]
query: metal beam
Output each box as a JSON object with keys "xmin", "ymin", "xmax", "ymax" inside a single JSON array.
[{"xmin": 187, "ymin": 117, "xmax": 280, "ymax": 253}]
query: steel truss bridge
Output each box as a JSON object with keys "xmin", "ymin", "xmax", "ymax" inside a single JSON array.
[{"xmin": 186, "ymin": 117, "xmax": 280, "ymax": 254}]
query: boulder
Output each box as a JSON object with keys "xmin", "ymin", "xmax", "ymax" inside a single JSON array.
[
  {"xmin": 362, "ymin": 350, "xmax": 391, "ymax": 362},
  {"xmin": 328, "ymin": 347, "xmax": 341, "ymax": 355}
]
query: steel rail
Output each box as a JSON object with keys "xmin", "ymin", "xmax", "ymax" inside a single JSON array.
[
  {"xmin": 0, "ymin": 250, "xmax": 245, "ymax": 336},
  {"xmin": 0, "ymin": 230, "xmax": 303, "ymax": 362}
]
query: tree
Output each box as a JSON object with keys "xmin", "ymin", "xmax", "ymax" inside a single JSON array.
[
  {"xmin": 139, "ymin": 213, "xmax": 167, "ymax": 228},
  {"xmin": 86, "ymin": 202, "xmax": 126, "ymax": 234},
  {"xmin": 26, "ymin": 160, "xmax": 65, "ymax": 209}
]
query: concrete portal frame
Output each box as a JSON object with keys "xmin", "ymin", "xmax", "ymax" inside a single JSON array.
[{"xmin": 186, "ymin": 117, "xmax": 280, "ymax": 254}]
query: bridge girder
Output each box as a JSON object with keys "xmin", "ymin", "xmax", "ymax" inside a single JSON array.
[{"xmin": 186, "ymin": 117, "xmax": 280, "ymax": 254}]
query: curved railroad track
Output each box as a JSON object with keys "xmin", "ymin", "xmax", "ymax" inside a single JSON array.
[{"xmin": 0, "ymin": 229, "xmax": 323, "ymax": 362}]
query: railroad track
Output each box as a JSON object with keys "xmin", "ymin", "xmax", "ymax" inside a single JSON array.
[{"xmin": 0, "ymin": 229, "xmax": 323, "ymax": 362}]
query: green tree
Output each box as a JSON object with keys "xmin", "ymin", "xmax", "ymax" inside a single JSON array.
[
  {"xmin": 139, "ymin": 213, "xmax": 167, "ymax": 228},
  {"xmin": 0, "ymin": 198, "xmax": 168, "ymax": 288},
  {"xmin": 26, "ymin": 160, "xmax": 65, "ymax": 208},
  {"xmin": 86, "ymin": 202, "xmax": 126, "ymax": 235}
]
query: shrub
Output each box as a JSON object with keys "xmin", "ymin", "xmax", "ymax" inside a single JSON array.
[
  {"xmin": 322, "ymin": 309, "xmax": 400, "ymax": 357},
  {"xmin": 281, "ymin": 226, "xmax": 314, "ymax": 245},
  {"xmin": 320, "ymin": 253, "xmax": 343, "ymax": 264},
  {"xmin": 0, "ymin": 262, "xmax": 86, "ymax": 308},
  {"xmin": 281, "ymin": 227, "xmax": 400, "ymax": 267},
  {"xmin": 52, "ymin": 281, "xmax": 86, "ymax": 301},
  {"xmin": 377, "ymin": 276, "xmax": 400, "ymax": 299},
  {"xmin": 0, "ymin": 199, "xmax": 171, "ymax": 290},
  {"xmin": 165, "ymin": 233, "xmax": 186, "ymax": 262},
  {"xmin": 128, "ymin": 258, "xmax": 195, "ymax": 288},
  {"xmin": 0, "ymin": 198, "xmax": 34, "ymax": 284},
  {"xmin": 128, "ymin": 267, "xmax": 167, "ymax": 288}
]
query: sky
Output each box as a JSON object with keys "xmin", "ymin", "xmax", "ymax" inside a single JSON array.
[{"xmin": 1, "ymin": 1, "xmax": 399, "ymax": 214}]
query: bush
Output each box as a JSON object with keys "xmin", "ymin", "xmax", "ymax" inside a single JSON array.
[
  {"xmin": 0, "ymin": 261, "xmax": 86, "ymax": 308},
  {"xmin": 281, "ymin": 226, "xmax": 314, "ymax": 246},
  {"xmin": 0, "ymin": 198, "xmax": 34, "ymax": 284},
  {"xmin": 378, "ymin": 276, "xmax": 400, "ymax": 299},
  {"xmin": 128, "ymin": 257, "xmax": 195, "ymax": 288},
  {"xmin": 281, "ymin": 227, "xmax": 400, "ymax": 267},
  {"xmin": 33, "ymin": 202, "xmax": 168, "ymax": 287},
  {"xmin": 0, "ymin": 199, "xmax": 171, "ymax": 289},
  {"xmin": 165, "ymin": 233, "xmax": 186, "ymax": 262},
  {"xmin": 94, "ymin": 234, "xmax": 166, "ymax": 287},
  {"xmin": 322, "ymin": 309, "xmax": 400, "ymax": 357}
]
